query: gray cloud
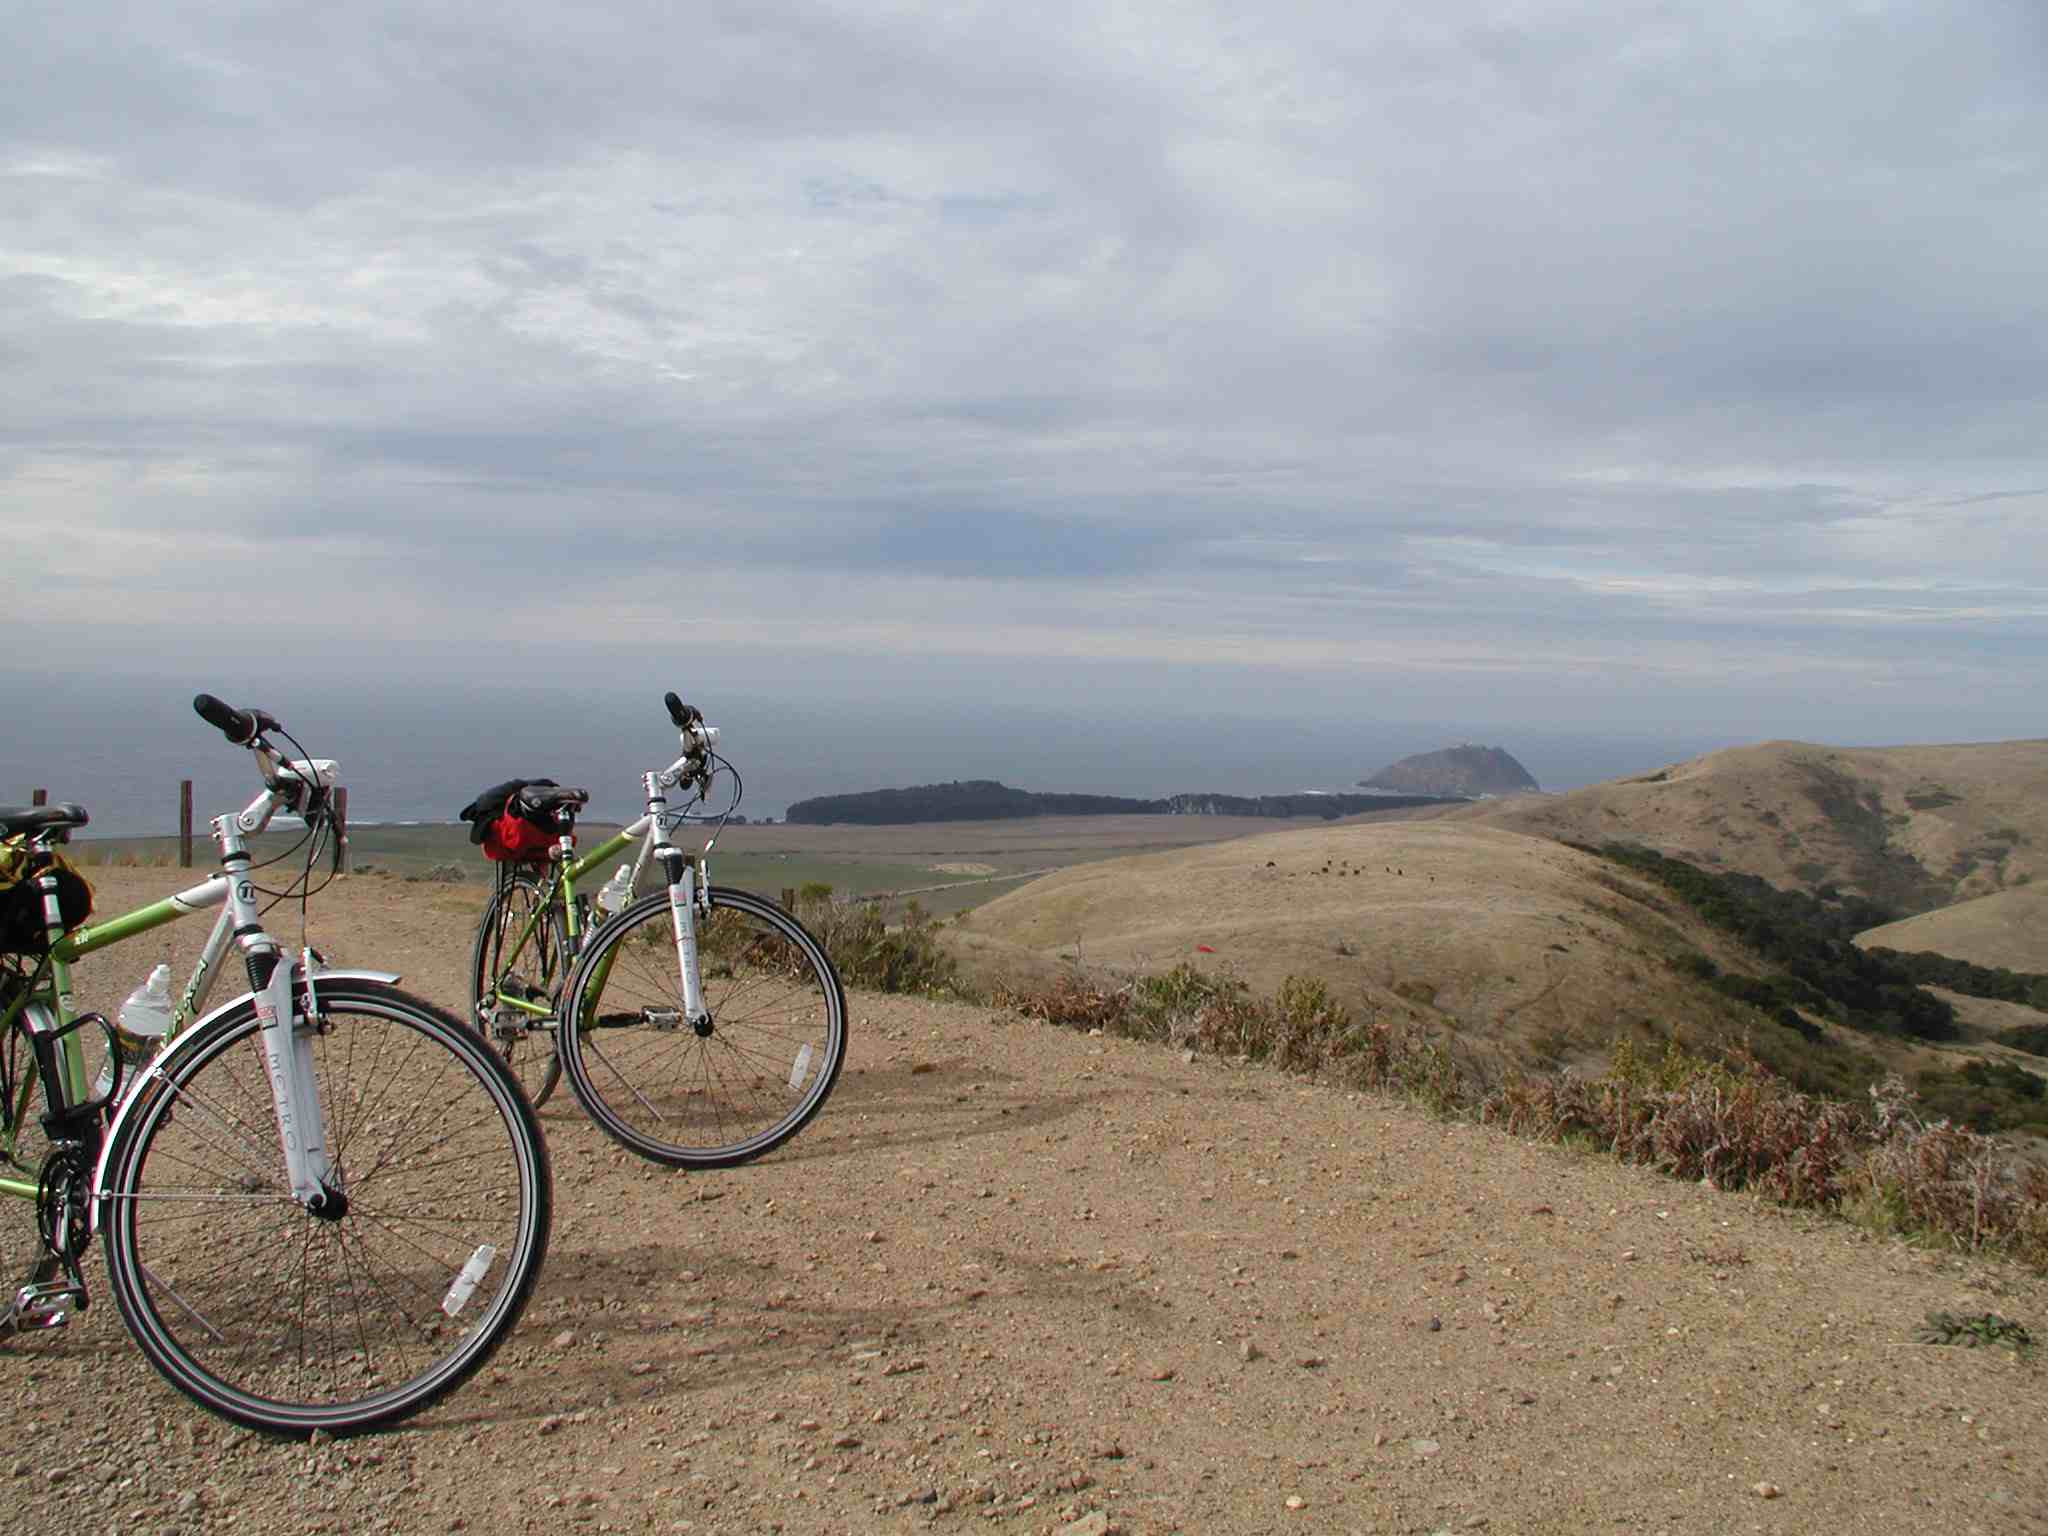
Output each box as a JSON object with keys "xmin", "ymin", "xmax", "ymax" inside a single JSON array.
[{"xmin": 4, "ymin": 0, "xmax": 2045, "ymax": 754}]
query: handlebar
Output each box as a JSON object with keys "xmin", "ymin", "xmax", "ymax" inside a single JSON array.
[
  {"xmin": 193, "ymin": 693, "xmax": 280, "ymax": 746},
  {"xmin": 192, "ymin": 692, "xmax": 339, "ymax": 826},
  {"xmin": 663, "ymin": 692, "xmax": 719, "ymax": 757}
]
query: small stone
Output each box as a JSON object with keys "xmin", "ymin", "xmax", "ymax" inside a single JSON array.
[
  {"xmin": 1285, "ymin": 1494, "xmax": 1306, "ymax": 1510},
  {"xmin": 552, "ymin": 1330, "xmax": 578, "ymax": 1349},
  {"xmin": 537, "ymin": 1416, "xmax": 564, "ymax": 1436},
  {"xmin": 1753, "ymin": 1482, "xmax": 1781, "ymax": 1500},
  {"xmin": 1412, "ymin": 1439, "xmax": 1441, "ymax": 1459},
  {"xmin": 1059, "ymin": 1515, "xmax": 1112, "ymax": 1536},
  {"xmin": 1427, "ymin": 1317, "xmax": 1442, "ymax": 1333},
  {"xmin": 832, "ymin": 1434, "xmax": 863, "ymax": 1450},
  {"xmin": 1148, "ymin": 1365, "xmax": 1176, "ymax": 1382},
  {"xmin": 1240, "ymin": 1341, "xmax": 1263, "ymax": 1363}
]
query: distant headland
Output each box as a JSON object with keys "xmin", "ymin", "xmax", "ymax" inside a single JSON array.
[
  {"xmin": 1361, "ymin": 745, "xmax": 1539, "ymax": 798},
  {"xmin": 782, "ymin": 780, "xmax": 1462, "ymax": 826}
]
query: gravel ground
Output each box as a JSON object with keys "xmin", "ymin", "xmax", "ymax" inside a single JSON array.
[{"xmin": 4, "ymin": 870, "xmax": 2045, "ymax": 1535}]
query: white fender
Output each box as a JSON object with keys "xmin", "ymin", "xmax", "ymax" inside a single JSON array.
[{"xmin": 90, "ymin": 968, "xmax": 402, "ymax": 1228}]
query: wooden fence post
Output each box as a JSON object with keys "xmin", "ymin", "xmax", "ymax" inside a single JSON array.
[
  {"xmin": 333, "ymin": 786, "xmax": 351, "ymax": 875},
  {"xmin": 179, "ymin": 780, "xmax": 194, "ymax": 868},
  {"xmin": 30, "ymin": 788, "xmax": 46, "ymax": 807},
  {"xmin": 781, "ymin": 887, "xmax": 796, "ymax": 913}
]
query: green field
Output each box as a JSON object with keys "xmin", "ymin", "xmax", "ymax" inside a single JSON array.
[
  {"xmin": 66, "ymin": 821, "xmax": 1022, "ymax": 917},
  {"xmin": 64, "ymin": 809, "xmax": 1347, "ymax": 919}
]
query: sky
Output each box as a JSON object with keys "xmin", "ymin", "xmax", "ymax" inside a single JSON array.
[{"xmin": 5, "ymin": 1, "xmax": 2046, "ymax": 824}]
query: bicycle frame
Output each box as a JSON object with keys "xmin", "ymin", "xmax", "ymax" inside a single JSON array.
[
  {"xmin": 1, "ymin": 763, "xmax": 376, "ymax": 1231},
  {"xmin": 482, "ymin": 739, "xmax": 721, "ymax": 1026}
]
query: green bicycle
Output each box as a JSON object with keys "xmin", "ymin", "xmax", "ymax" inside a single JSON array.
[
  {"xmin": 467, "ymin": 692, "xmax": 847, "ymax": 1168},
  {"xmin": 0, "ymin": 695, "xmax": 550, "ymax": 1436}
]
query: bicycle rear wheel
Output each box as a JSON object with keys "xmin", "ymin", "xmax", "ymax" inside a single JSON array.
[
  {"xmin": 99, "ymin": 979, "xmax": 551, "ymax": 1436},
  {"xmin": 470, "ymin": 870, "xmax": 565, "ymax": 1107},
  {"xmin": 560, "ymin": 887, "xmax": 846, "ymax": 1168}
]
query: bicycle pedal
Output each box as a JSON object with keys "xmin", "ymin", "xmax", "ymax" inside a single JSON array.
[{"xmin": 2, "ymin": 1281, "xmax": 87, "ymax": 1335}]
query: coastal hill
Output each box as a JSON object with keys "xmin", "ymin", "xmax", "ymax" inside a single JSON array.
[
  {"xmin": 947, "ymin": 738, "xmax": 2048, "ymax": 1105},
  {"xmin": 1444, "ymin": 738, "xmax": 2048, "ymax": 915},
  {"xmin": 1363, "ymin": 743, "xmax": 1539, "ymax": 797},
  {"xmin": 783, "ymin": 779, "xmax": 1458, "ymax": 826}
]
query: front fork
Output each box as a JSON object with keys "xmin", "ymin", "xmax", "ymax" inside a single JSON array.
[
  {"xmin": 660, "ymin": 850, "xmax": 711, "ymax": 1031},
  {"xmin": 246, "ymin": 948, "xmax": 341, "ymax": 1214}
]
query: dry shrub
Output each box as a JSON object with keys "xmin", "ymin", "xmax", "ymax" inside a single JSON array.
[
  {"xmin": 1005, "ymin": 965, "xmax": 2048, "ymax": 1270},
  {"xmin": 1857, "ymin": 1078, "xmax": 2048, "ymax": 1263},
  {"xmin": 999, "ymin": 970, "xmax": 1134, "ymax": 1034}
]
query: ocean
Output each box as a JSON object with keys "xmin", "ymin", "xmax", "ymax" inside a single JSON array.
[{"xmin": 0, "ymin": 670, "xmax": 1717, "ymax": 838}]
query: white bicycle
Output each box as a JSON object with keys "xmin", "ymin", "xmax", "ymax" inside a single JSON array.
[
  {"xmin": 0, "ymin": 695, "xmax": 551, "ymax": 1436},
  {"xmin": 468, "ymin": 691, "xmax": 847, "ymax": 1168}
]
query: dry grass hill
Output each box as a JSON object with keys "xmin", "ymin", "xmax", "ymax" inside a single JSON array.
[
  {"xmin": 1443, "ymin": 738, "xmax": 2048, "ymax": 915},
  {"xmin": 944, "ymin": 738, "xmax": 2048, "ymax": 1094},
  {"xmin": 1858, "ymin": 883, "xmax": 2048, "ymax": 973}
]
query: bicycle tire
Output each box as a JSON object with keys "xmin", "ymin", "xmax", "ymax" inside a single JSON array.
[
  {"xmin": 560, "ymin": 887, "xmax": 846, "ymax": 1168},
  {"xmin": 469, "ymin": 871, "xmax": 565, "ymax": 1107},
  {"xmin": 99, "ymin": 979, "xmax": 551, "ymax": 1436}
]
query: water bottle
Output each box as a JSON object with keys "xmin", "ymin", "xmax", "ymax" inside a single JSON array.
[
  {"xmin": 597, "ymin": 864, "xmax": 635, "ymax": 916},
  {"xmin": 95, "ymin": 963, "xmax": 173, "ymax": 1101}
]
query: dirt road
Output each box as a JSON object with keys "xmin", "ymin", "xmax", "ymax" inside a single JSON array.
[{"xmin": 4, "ymin": 870, "xmax": 2043, "ymax": 1535}]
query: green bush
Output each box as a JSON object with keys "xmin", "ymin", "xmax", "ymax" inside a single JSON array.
[{"xmin": 794, "ymin": 893, "xmax": 957, "ymax": 996}]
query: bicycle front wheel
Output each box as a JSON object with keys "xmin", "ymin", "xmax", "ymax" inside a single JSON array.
[
  {"xmin": 99, "ymin": 979, "xmax": 551, "ymax": 1436},
  {"xmin": 560, "ymin": 887, "xmax": 846, "ymax": 1168},
  {"xmin": 469, "ymin": 870, "xmax": 565, "ymax": 1107}
]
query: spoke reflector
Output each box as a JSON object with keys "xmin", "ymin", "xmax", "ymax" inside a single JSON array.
[{"xmin": 442, "ymin": 1244, "xmax": 498, "ymax": 1316}]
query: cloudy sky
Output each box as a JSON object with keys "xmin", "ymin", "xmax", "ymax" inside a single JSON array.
[{"xmin": 6, "ymin": 0, "xmax": 2046, "ymax": 812}]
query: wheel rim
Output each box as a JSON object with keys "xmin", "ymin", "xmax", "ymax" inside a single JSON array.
[
  {"xmin": 105, "ymin": 990, "xmax": 545, "ymax": 1429},
  {"xmin": 475, "ymin": 878, "xmax": 563, "ymax": 1107},
  {"xmin": 569, "ymin": 893, "xmax": 842, "ymax": 1163}
]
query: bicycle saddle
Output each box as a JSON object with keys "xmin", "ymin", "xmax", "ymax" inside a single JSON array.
[{"xmin": 0, "ymin": 804, "xmax": 89, "ymax": 838}]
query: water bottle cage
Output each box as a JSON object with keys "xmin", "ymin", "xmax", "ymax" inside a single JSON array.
[{"xmin": 29, "ymin": 1012, "xmax": 120, "ymax": 1128}]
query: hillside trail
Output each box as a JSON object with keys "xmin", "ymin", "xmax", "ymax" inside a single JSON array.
[{"xmin": 5, "ymin": 869, "xmax": 2045, "ymax": 1535}]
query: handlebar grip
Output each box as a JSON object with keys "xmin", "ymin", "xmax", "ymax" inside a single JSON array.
[
  {"xmin": 194, "ymin": 693, "xmax": 258, "ymax": 744},
  {"xmin": 664, "ymin": 692, "xmax": 702, "ymax": 730},
  {"xmin": 192, "ymin": 694, "xmax": 281, "ymax": 746}
]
